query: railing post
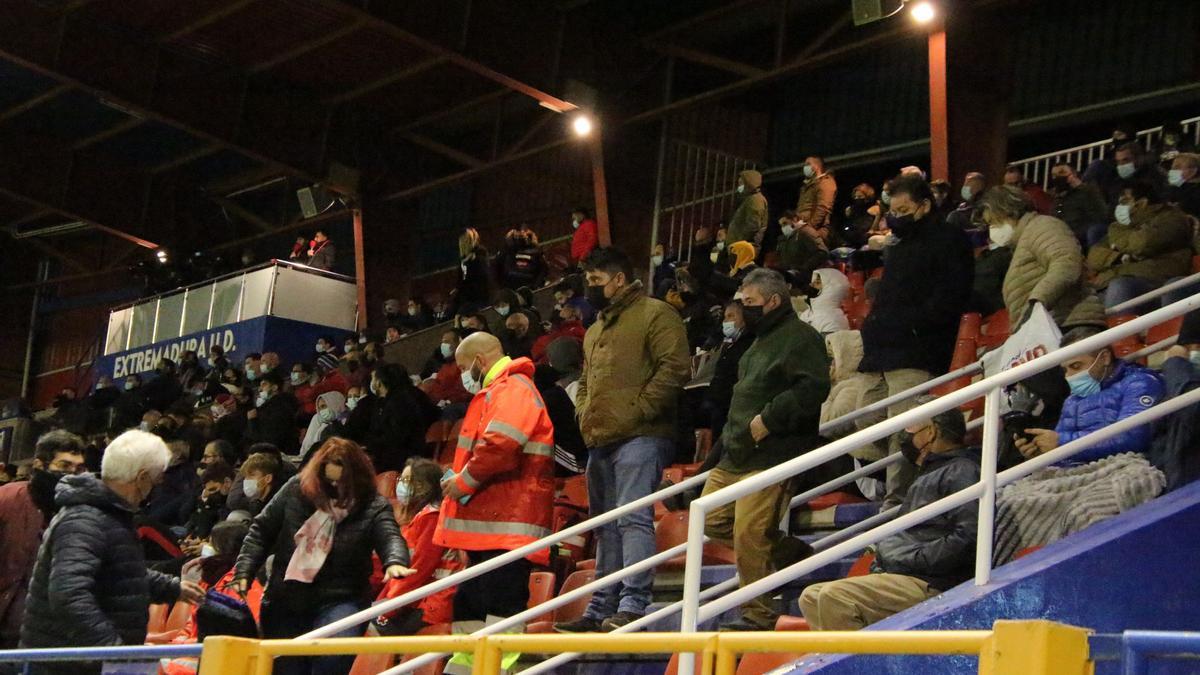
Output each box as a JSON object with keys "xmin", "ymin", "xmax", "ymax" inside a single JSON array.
[
  {"xmin": 975, "ymin": 387, "xmax": 1001, "ymax": 585},
  {"xmin": 678, "ymin": 503, "xmax": 709, "ymax": 675}
]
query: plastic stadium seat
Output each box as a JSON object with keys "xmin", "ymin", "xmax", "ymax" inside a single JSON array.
[
  {"xmin": 1147, "ymin": 316, "xmax": 1185, "ymax": 346},
  {"xmin": 558, "ymin": 475, "xmax": 589, "ymax": 511},
  {"xmin": 437, "ymin": 420, "xmax": 463, "ymax": 466},
  {"xmin": 375, "ymin": 471, "xmax": 399, "ymax": 501},
  {"xmin": 349, "ymin": 652, "xmax": 395, "ymax": 675},
  {"xmin": 847, "ymin": 271, "xmax": 865, "ymax": 290},
  {"xmin": 957, "ymin": 313, "xmax": 983, "ymax": 342},
  {"xmin": 424, "ymin": 420, "xmax": 451, "ymax": 456},
  {"xmin": 802, "ymin": 491, "xmax": 867, "ymax": 511},
  {"xmin": 847, "ymin": 551, "xmax": 876, "ymax": 577},
  {"xmin": 526, "ymin": 571, "xmax": 557, "ymax": 624},
  {"xmin": 978, "ymin": 309, "xmax": 1010, "ymax": 349},
  {"xmin": 655, "ymin": 511, "xmax": 737, "ymax": 568},
  {"xmin": 396, "ymin": 623, "xmax": 452, "ymax": 675},
  {"xmin": 774, "ymin": 615, "xmax": 810, "ymax": 631},
  {"xmin": 526, "ymin": 569, "xmax": 597, "ymax": 633},
  {"xmin": 676, "ymin": 462, "xmax": 703, "ymax": 478},
  {"xmin": 1194, "ymin": 255, "xmax": 1200, "ymax": 273},
  {"xmin": 694, "ymin": 428, "xmax": 713, "ymax": 464},
  {"xmin": 1014, "ymin": 545, "xmax": 1043, "ymax": 559},
  {"xmin": 575, "ymin": 558, "xmax": 596, "ymax": 571},
  {"xmin": 138, "ymin": 526, "xmax": 182, "ymax": 559},
  {"xmin": 146, "ymin": 601, "xmax": 193, "ymax": 644}
]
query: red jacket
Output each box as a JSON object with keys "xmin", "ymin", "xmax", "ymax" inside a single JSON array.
[
  {"xmin": 0, "ymin": 481, "xmax": 43, "ymax": 648},
  {"xmin": 531, "ymin": 322, "xmax": 585, "ymax": 363},
  {"xmin": 425, "ymin": 362, "xmax": 472, "ymax": 405},
  {"xmin": 376, "ymin": 504, "xmax": 462, "ymax": 626},
  {"xmin": 435, "ymin": 357, "xmax": 555, "ymax": 564},
  {"xmin": 571, "ymin": 218, "xmax": 599, "ymax": 263}
]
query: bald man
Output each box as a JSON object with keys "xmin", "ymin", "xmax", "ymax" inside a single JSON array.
[{"xmin": 434, "ymin": 332, "xmax": 555, "ymax": 639}]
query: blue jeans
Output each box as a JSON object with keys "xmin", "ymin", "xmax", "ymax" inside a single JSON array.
[
  {"xmin": 583, "ymin": 436, "xmax": 672, "ymax": 618},
  {"xmin": 262, "ymin": 597, "xmax": 366, "ymax": 675}
]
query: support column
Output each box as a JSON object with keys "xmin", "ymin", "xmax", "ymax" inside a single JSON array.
[
  {"xmin": 352, "ymin": 206, "xmax": 367, "ymax": 330},
  {"xmin": 591, "ymin": 130, "xmax": 612, "ymax": 248},
  {"xmin": 943, "ymin": 6, "xmax": 1011, "ymax": 187},
  {"xmin": 927, "ymin": 29, "xmax": 949, "ymax": 182}
]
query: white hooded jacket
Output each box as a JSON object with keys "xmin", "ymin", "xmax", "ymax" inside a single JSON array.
[{"xmin": 799, "ymin": 268, "xmax": 850, "ymax": 334}]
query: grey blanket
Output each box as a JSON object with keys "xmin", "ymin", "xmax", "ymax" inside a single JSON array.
[{"xmin": 993, "ymin": 453, "xmax": 1165, "ymax": 565}]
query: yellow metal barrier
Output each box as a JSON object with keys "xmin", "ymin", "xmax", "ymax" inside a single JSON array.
[{"xmin": 197, "ymin": 619, "xmax": 1093, "ymax": 675}]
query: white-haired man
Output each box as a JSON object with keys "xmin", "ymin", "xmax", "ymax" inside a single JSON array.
[{"xmin": 20, "ymin": 431, "xmax": 203, "ymax": 673}]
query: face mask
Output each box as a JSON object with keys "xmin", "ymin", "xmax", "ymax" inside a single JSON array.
[
  {"xmin": 710, "ymin": 249, "xmax": 720, "ymax": 264},
  {"xmin": 803, "ymin": 164, "xmax": 815, "ymax": 178},
  {"xmin": 291, "ymin": 372, "xmax": 304, "ymax": 385},
  {"xmin": 125, "ymin": 381, "xmax": 136, "ymax": 391},
  {"xmin": 781, "ymin": 224, "xmax": 795, "ymax": 238},
  {"xmin": 440, "ymin": 342, "xmax": 454, "ymax": 359},
  {"xmin": 1169, "ymin": 169, "xmax": 1187, "ymax": 187},
  {"xmin": 897, "ymin": 430, "xmax": 921, "ymax": 465},
  {"xmin": 887, "ymin": 212, "xmax": 917, "ymax": 238},
  {"xmin": 211, "ymin": 404, "xmax": 228, "ymax": 420},
  {"xmin": 318, "ymin": 408, "xmax": 336, "ymax": 424},
  {"xmin": 716, "ymin": 241, "xmax": 725, "ymax": 251},
  {"xmin": 880, "ymin": 190, "xmax": 891, "ymax": 205},
  {"xmin": 200, "ymin": 543, "xmax": 217, "ymax": 558},
  {"xmin": 585, "ymin": 284, "xmax": 610, "ymax": 310},
  {"xmin": 315, "ymin": 343, "xmax": 326, "ymax": 353},
  {"xmin": 461, "ymin": 364, "xmax": 482, "ymax": 395},
  {"xmin": 1065, "ymin": 354, "xmax": 1104, "ymax": 398},
  {"xmin": 1116, "ymin": 162, "xmax": 1136, "ymax": 179},
  {"xmin": 736, "ymin": 184, "xmax": 745, "ymax": 195},
  {"xmin": 395, "ymin": 480, "xmax": 411, "ymax": 503},
  {"xmin": 989, "ymin": 223, "xmax": 1015, "ymax": 248},
  {"xmin": 139, "ymin": 421, "xmax": 151, "ymax": 432},
  {"xmin": 960, "ymin": 185, "xmax": 972, "ymax": 201},
  {"xmin": 572, "ymin": 217, "xmax": 581, "ymax": 229},
  {"xmin": 722, "ymin": 321, "xmax": 741, "ymax": 340},
  {"xmin": 208, "ymin": 357, "xmax": 218, "ymax": 367},
  {"xmin": 741, "ymin": 304, "xmax": 765, "ymax": 330},
  {"xmin": 1114, "ymin": 203, "xmax": 1132, "ymax": 226},
  {"xmin": 370, "ymin": 379, "xmax": 382, "ymax": 396},
  {"xmin": 651, "ymin": 255, "xmax": 664, "ymax": 266},
  {"xmin": 496, "ymin": 305, "xmax": 511, "ymax": 317},
  {"xmin": 1050, "ymin": 176, "xmax": 1071, "ymax": 193},
  {"xmin": 256, "ymin": 391, "xmax": 270, "ymax": 407},
  {"xmin": 1165, "ymin": 134, "xmax": 1179, "ymax": 146},
  {"xmin": 1189, "ymin": 351, "xmax": 1200, "ymax": 368},
  {"xmin": 245, "ymin": 368, "xmax": 257, "ymax": 382},
  {"xmin": 346, "ymin": 397, "xmax": 359, "ymax": 411},
  {"xmin": 345, "ymin": 343, "xmax": 356, "ymax": 353},
  {"xmin": 260, "ymin": 364, "xmax": 272, "ymax": 374},
  {"xmin": 243, "ymin": 477, "xmax": 261, "ymax": 500}
]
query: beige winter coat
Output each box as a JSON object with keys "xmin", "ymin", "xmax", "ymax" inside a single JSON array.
[
  {"xmin": 820, "ymin": 331, "xmax": 876, "ymax": 460},
  {"xmin": 1002, "ymin": 212, "xmax": 1106, "ymax": 332}
]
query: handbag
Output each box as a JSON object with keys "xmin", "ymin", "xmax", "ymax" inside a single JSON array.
[{"xmin": 195, "ymin": 584, "xmax": 259, "ymax": 639}]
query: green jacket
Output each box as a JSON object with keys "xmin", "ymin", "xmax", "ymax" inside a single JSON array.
[
  {"xmin": 776, "ymin": 230, "xmax": 827, "ymax": 275},
  {"xmin": 1087, "ymin": 203, "xmax": 1193, "ymax": 288},
  {"xmin": 727, "ymin": 169, "xmax": 768, "ymax": 246},
  {"xmin": 720, "ymin": 305, "xmax": 831, "ymax": 473},
  {"xmin": 577, "ymin": 281, "xmax": 691, "ymax": 448}
]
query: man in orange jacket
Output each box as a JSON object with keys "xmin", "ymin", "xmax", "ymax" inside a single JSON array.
[{"xmin": 435, "ymin": 332, "xmax": 555, "ymax": 636}]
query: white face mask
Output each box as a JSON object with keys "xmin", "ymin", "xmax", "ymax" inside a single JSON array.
[
  {"xmin": 461, "ymin": 363, "xmax": 482, "ymax": 395},
  {"xmin": 722, "ymin": 321, "xmax": 741, "ymax": 339},
  {"xmin": 1116, "ymin": 162, "xmax": 1136, "ymax": 179},
  {"xmin": 125, "ymin": 381, "xmax": 137, "ymax": 391},
  {"xmin": 243, "ymin": 477, "xmax": 261, "ymax": 500},
  {"xmin": 961, "ymin": 185, "xmax": 973, "ymax": 201},
  {"xmin": 710, "ymin": 249, "xmax": 720, "ymax": 263},
  {"xmin": 989, "ymin": 223, "xmax": 1015, "ymax": 248},
  {"xmin": 290, "ymin": 372, "xmax": 304, "ymax": 385},
  {"xmin": 440, "ymin": 342, "xmax": 454, "ymax": 359},
  {"xmin": 781, "ymin": 224, "xmax": 795, "ymax": 238},
  {"xmin": 803, "ymin": 164, "xmax": 815, "ymax": 178},
  {"xmin": 408, "ymin": 306, "xmax": 419, "ymax": 316},
  {"xmin": 315, "ymin": 343, "xmax": 326, "ymax": 353},
  {"xmin": 1169, "ymin": 169, "xmax": 1187, "ymax": 187},
  {"xmin": 256, "ymin": 390, "xmax": 271, "ymax": 407},
  {"xmin": 496, "ymin": 305, "xmax": 511, "ymax": 317},
  {"xmin": 317, "ymin": 408, "xmax": 336, "ymax": 424},
  {"xmin": 200, "ymin": 543, "xmax": 217, "ymax": 558},
  {"xmin": 881, "ymin": 190, "xmax": 891, "ymax": 205},
  {"xmin": 1114, "ymin": 203, "xmax": 1133, "ymax": 226},
  {"xmin": 736, "ymin": 184, "xmax": 745, "ymax": 195},
  {"xmin": 572, "ymin": 217, "xmax": 581, "ymax": 229},
  {"xmin": 651, "ymin": 255, "xmax": 664, "ymax": 266},
  {"xmin": 211, "ymin": 404, "xmax": 228, "ymax": 420},
  {"xmin": 345, "ymin": 397, "xmax": 359, "ymax": 411}
]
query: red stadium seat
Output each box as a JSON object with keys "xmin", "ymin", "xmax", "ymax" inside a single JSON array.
[
  {"xmin": 375, "ymin": 471, "xmax": 399, "ymax": 501},
  {"xmin": 559, "ymin": 475, "xmax": 589, "ymax": 511},
  {"xmin": 802, "ymin": 491, "xmax": 867, "ymax": 511},
  {"xmin": 958, "ymin": 313, "xmax": 983, "ymax": 342},
  {"xmin": 977, "ymin": 309, "xmax": 1010, "ymax": 349},
  {"xmin": 396, "ymin": 623, "xmax": 452, "ymax": 675},
  {"xmin": 526, "ymin": 571, "xmax": 557, "ymax": 624},
  {"xmin": 438, "ymin": 419, "xmax": 463, "ymax": 467},
  {"xmin": 526, "ymin": 569, "xmax": 597, "ymax": 633},
  {"xmin": 655, "ymin": 511, "xmax": 736, "ymax": 569},
  {"xmin": 1147, "ymin": 316, "xmax": 1185, "ymax": 346}
]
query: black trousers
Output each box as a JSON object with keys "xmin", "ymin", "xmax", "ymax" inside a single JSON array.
[{"xmin": 452, "ymin": 549, "xmax": 532, "ymax": 622}]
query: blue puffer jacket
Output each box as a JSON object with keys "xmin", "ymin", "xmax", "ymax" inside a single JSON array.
[{"xmin": 1055, "ymin": 361, "xmax": 1165, "ymax": 464}]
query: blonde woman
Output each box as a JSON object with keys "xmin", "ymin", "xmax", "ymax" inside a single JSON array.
[{"xmin": 454, "ymin": 228, "xmax": 491, "ymax": 307}]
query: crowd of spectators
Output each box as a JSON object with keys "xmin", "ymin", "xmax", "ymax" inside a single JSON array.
[{"xmin": 3, "ymin": 120, "xmax": 1200, "ymax": 673}]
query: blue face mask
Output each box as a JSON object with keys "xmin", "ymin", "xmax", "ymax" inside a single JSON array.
[
  {"xmin": 1189, "ymin": 351, "xmax": 1200, "ymax": 368},
  {"xmin": 1065, "ymin": 354, "xmax": 1104, "ymax": 398},
  {"xmin": 395, "ymin": 480, "xmax": 411, "ymax": 503},
  {"xmin": 722, "ymin": 321, "xmax": 741, "ymax": 340}
]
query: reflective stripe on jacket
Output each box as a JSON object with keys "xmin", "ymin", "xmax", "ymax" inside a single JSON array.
[{"xmin": 435, "ymin": 357, "xmax": 555, "ymax": 564}]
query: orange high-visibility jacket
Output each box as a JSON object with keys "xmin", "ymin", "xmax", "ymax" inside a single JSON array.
[{"xmin": 434, "ymin": 357, "xmax": 555, "ymax": 564}]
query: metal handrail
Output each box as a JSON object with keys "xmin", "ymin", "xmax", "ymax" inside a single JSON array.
[
  {"xmin": 1120, "ymin": 630, "xmax": 1200, "ymax": 675},
  {"xmin": 0, "ymin": 644, "xmax": 202, "ymax": 664},
  {"xmin": 1107, "ymin": 271, "xmax": 1200, "ymax": 316},
  {"xmin": 673, "ymin": 292, "xmax": 1200, "ymax": 673}
]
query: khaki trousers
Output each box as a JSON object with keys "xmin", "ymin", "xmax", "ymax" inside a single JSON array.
[
  {"xmin": 856, "ymin": 368, "xmax": 931, "ymax": 506},
  {"xmin": 799, "ymin": 573, "xmax": 938, "ymax": 630},
  {"xmin": 701, "ymin": 467, "xmax": 790, "ymax": 627}
]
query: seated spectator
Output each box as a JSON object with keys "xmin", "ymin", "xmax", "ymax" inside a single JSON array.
[
  {"xmin": 709, "ymin": 240, "xmax": 758, "ymax": 301},
  {"xmin": 493, "ymin": 288, "xmax": 521, "ymax": 320},
  {"xmin": 497, "ymin": 226, "xmax": 547, "ymax": 290},
  {"xmin": 800, "ymin": 407, "xmax": 978, "ymax": 630},
  {"xmin": 1150, "ymin": 311, "xmax": 1200, "ymax": 489},
  {"xmin": 245, "ymin": 371, "xmax": 300, "ymax": 457},
  {"xmin": 727, "ymin": 169, "xmax": 768, "ymax": 247},
  {"xmin": 421, "ymin": 330, "xmax": 472, "ymax": 412},
  {"xmin": 1087, "ymin": 181, "xmax": 1193, "ymax": 309},
  {"xmin": 226, "ymin": 450, "xmax": 284, "ymax": 517},
  {"xmin": 178, "ymin": 351, "xmax": 205, "ymax": 392},
  {"xmin": 313, "ymin": 353, "xmax": 350, "ymax": 398},
  {"xmin": 1003, "ymin": 165, "xmax": 1053, "ymax": 215},
  {"xmin": 181, "ymin": 461, "xmax": 235, "ymax": 544},
  {"xmin": 367, "ymin": 363, "xmax": 439, "ymax": 472},
  {"xmin": 531, "ymin": 304, "xmax": 586, "ymax": 363},
  {"xmin": 144, "ymin": 440, "xmax": 199, "ymax": 530},
  {"xmin": 371, "ymin": 459, "xmax": 462, "ymax": 636},
  {"xmin": 211, "ymin": 393, "xmax": 247, "ymax": 448},
  {"xmin": 291, "ymin": 362, "xmax": 319, "ymax": 416},
  {"xmin": 0, "ymin": 430, "xmax": 85, "ymax": 650},
  {"xmin": 650, "ymin": 243, "xmax": 679, "ymax": 295},
  {"xmin": 820, "ymin": 330, "xmax": 882, "ymax": 500},
  {"xmin": 243, "ymin": 353, "xmax": 262, "ymax": 384},
  {"xmin": 461, "ymin": 312, "xmax": 490, "ymax": 334},
  {"xmin": 143, "ymin": 358, "xmax": 184, "ymax": 413},
  {"xmin": 774, "ymin": 210, "xmax": 828, "ymax": 281},
  {"xmin": 198, "ymin": 439, "xmax": 239, "ymax": 474},
  {"xmin": 840, "ymin": 183, "xmax": 879, "ymax": 248},
  {"xmin": 398, "ymin": 299, "xmax": 431, "ymax": 333},
  {"xmin": 300, "ymin": 391, "xmax": 347, "ymax": 462},
  {"xmin": 20, "ymin": 431, "xmax": 204, "ymax": 656},
  {"xmin": 501, "ymin": 311, "xmax": 537, "ymax": 359},
  {"xmin": 1014, "ymin": 327, "xmax": 1164, "ymax": 465},
  {"xmin": 1050, "ymin": 162, "xmax": 1110, "ymax": 247},
  {"xmin": 946, "ymin": 172, "xmax": 985, "ymax": 232},
  {"xmin": 978, "ymin": 186, "xmax": 1105, "ymax": 332},
  {"xmin": 429, "ymin": 295, "xmax": 454, "ymax": 324},
  {"xmin": 930, "ymin": 178, "xmax": 955, "ymax": 220},
  {"xmin": 570, "ymin": 206, "xmax": 600, "ymax": 268},
  {"xmin": 218, "ymin": 366, "xmax": 243, "ymax": 392},
  {"xmin": 206, "ymin": 345, "xmax": 230, "ymax": 379},
  {"xmin": 554, "ymin": 275, "xmax": 595, "ymax": 326},
  {"xmin": 1099, "ymin": 142, "xmax": 1167, "ymax": 208},
  {"xmin": 799, "ymin": 268, "xmax": 850, "ymax": 335},
  {"xmin": 313, "ymin": 336, "xmax": 338, "ymax": 361},
  {"xmin": 306, "ymin": 228, "xmax": 336, "ymax": 271},
  {"xmin": 702, "ymin": 302, "xmax": 753, "ymax": 441},
  {"xmin": 233, "ymin": 439, "xmax": 410, "ymax": 675},
  {"xmin": 175, "ymin": 520, "xmax": 263, "ymax": 644},
  {"xmin": 1166, "ymin": 152, "xmax": 1200, "ymax": 219},
  {"xmin": 546, "ymin": 336, "xmax": 584, "ymax": 404}
]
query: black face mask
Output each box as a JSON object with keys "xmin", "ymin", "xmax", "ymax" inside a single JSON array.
[
  {"xmin": 887, "ymin": 212, "xmax": 918, "ymax": 238},
  {"xmin": 1049, "ymin": 176, "xmax": 1071, "ymax": 193},
  {"xmin": 29, "ymin": 469, "xmax": 63, "ymax": 515},
  {"xmin": 680, "ymin": 291, "xmax": 697, "ymax": 304},
  {"xmin": 585, "ymin": 284, "xmax": 610, "ymax": 310},
  {"xmin": 741, "ymin": 304, "xmax": 765, "ymax": 330},
  {"xmin": 897, "ymin": 431, "xmax": 921, "ymax": 465},
  {"xmin": 323, "ymin": 482, "xmax": 341, "ymax": 501}
]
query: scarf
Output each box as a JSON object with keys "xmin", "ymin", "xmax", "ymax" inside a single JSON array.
[{"xmin": 285, "ymin": 504, "xmax": 349, "ymax": 583}]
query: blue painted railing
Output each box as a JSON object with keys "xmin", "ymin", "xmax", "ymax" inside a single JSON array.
[{"xmin": 0, "ymin": 643, "xmax": 202, "ymax": 671}]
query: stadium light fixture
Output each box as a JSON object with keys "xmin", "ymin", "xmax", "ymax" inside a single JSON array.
[
  {"xmin": 910, "ymin": 1, "xmax": 936, "ymax": 23},
  {"xmin": 572, "ymin": 114, "xmax": 594, "ymax": 137}
]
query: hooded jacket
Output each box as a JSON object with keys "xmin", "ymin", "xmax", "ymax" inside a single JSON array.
[
  {"xmin": 720, "ymin": 305, "xmax": 831, "ymax": 473},
  {"xmin": 1003, "ymin": 212, "xmax": 1106, "ymax": 332},
  {"xmin": 874, "ymin": 447, "xmax": 979, "ymax": 591},
  {"xmin": 775, "ymin": 226, "xmax": 828, "ymax": 280},
  {"xmin": 435, "ymin": 357, "xmax": 555, "ymax": 563},
  {"xmin": 1087, "ymin": 202, "xmax": 1193, "ymax": 288},
  {"xmin": 727, "ymin": 170, "xmax": 768, "ymax": 246},
  {"xmin": 20, "ymin": 474, "xmax": 181, "ymax": 649},
  {"xmin": 577, "ymin": 281, "xmax": 691, "ymax": 448},
  {"xmin": 800, "ymin": 268, "xmax": 851, "ymax": 335},
  {"xmin": 1054, "ymin": 361, "xmax": 1165, "ymax": 465}
]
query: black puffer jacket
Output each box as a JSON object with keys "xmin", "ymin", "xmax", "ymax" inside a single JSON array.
[
  {"xmin": 874, "ymin": 447, "xmax": 980, "ymax": 591},
  {"xmin": 233, "ymin": 477, "xmax": 409, "ymax": 606},
  {"xmin": 20, "ymin": 474, "xmax": 180, "ymax": 649}
]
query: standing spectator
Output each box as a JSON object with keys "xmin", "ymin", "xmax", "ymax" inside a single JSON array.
[
  {"xmin": 142, "ymin": 359, "xmax": 183, "ymax": 413},
  {"xmin": 946, "ymin": 172, "xmax": 986, "ymax": 231},
  {"xmin": 20, "ymin": 431, "xmax": 204, "ymax": 671},
  {"xmin": 366, "ymin": 363, "xmax": 438, "ymax": 472},
  {"xmin": 288, "ymin": 236, "xmax": 307, "ymax": 263},
  {"xmin": 1003, "ymin": 165, "xmax": 1054, "ymax": 215},
  {"xmin": 1087, "ymin": 182, "xmax": 1193, "ymax": 309},
  {"xmin": 570, "ymin": 207, "xmax": 600, "ymax": 268},
  {"xmin": 455, "ymin": 228, "xmax": 491, "ymax": 308},
  {"xmin": 0, "ymin": 431, "xmax": 85, "ymax": 650},
  {"xmin": 435, "ymin": 333, "xmax": 555, "ymax": 637},
  {"xmin": 774, "ymin": 210, "xmax": 828, "ymax": 280},
  {"xmin": 1166, "ymin": 152, "xmax": 1200, "ymax": 219},
  {"xmin": 798, "ymin": 268, "xmax": 850, "ymax": 335},
  {"xmin": 795, "ymin": 156, "xmax": 837, "ymax": 243},
  {"xmin": 840, "ymin": 184, "xmax": 880, "ymax": 247},
  {"xmin": 307, "ymin": 229, "xmax": 336, "ymax": 271},
  {"xmin": 400, "ymin": 299, "xmax": 431, "ymax": 332},
  {"xmin": 556, "ymin": 248, "xmax": 690, "ymax": 632},
  {"xmin": 979, "ymin": 186, "xmax": 1105, "ymax": 332},
  {"xmin": 1050, "ymin": 163, "xmax": 1111, "ymax": 247},
  {"xmin": 177, "ymin": 351, "xmax": 204, "ymax": 392},
  {"xmin": 234, "ymin": 439, "xmax": 412, "ymax": 675},
  {"xmin": 699, "ymin": 269, "xmax": 832, "ymax": 630},
  {"xmin": 371, "ymin": 459, "xmax": 462, "ymax": 636},
  {"xmin": 246, "ymin": 371, "xmax": 300, "ymax": 457},
  {"xmin": 857, "ymin": 175, "xmax": 973, "ymax": 506},
  {"xmin": 727, "ymin": 170, "xmax": 768, "ymax": 247},
  {"xmin": 497, "ymin": 227, "xmax": 547, "ymax": 290},
  {"xmin": 800, "ymin": 408, "xmax": 978, "ymax": 630},
  {"xmin": 969, "ymin": 215, "xmax": 1014, "ymax": 318}
]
